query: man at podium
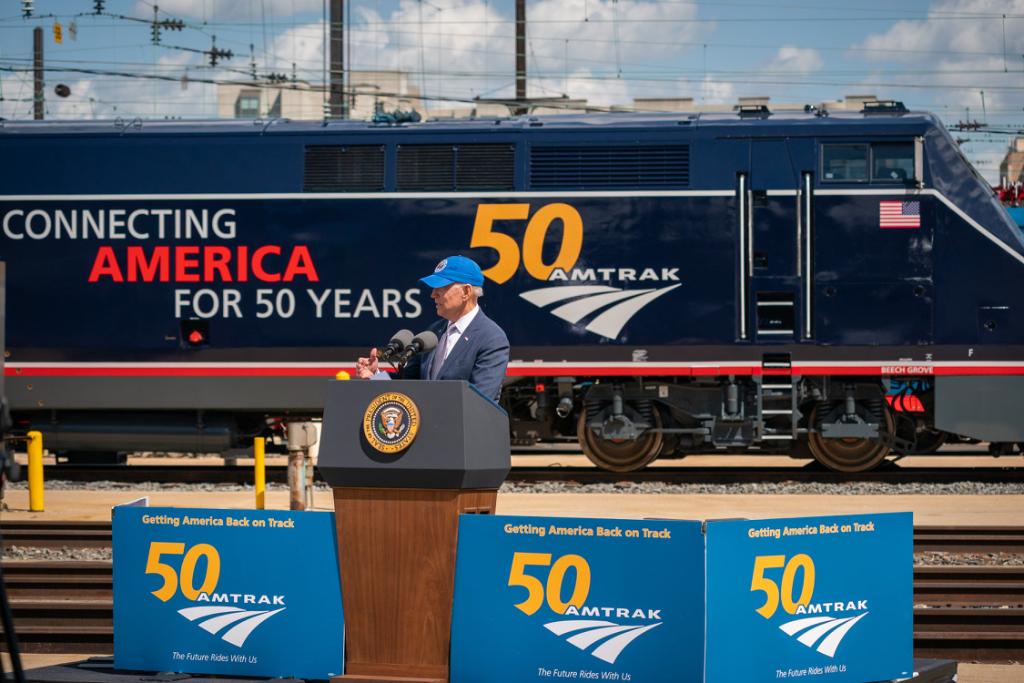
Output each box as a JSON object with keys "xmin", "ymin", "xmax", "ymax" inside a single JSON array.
[{"xmin": 356, "ymin": 255, "xmax": 510, "ymax": 401}]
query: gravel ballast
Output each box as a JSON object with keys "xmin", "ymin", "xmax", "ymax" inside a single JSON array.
[
  {"xmin": 2, "ymin": 545, "xmax": 1019, "ymax": 566},
  {"xmin": 5, "ymin": 478, "xmax": 1024, "ymax": 495}
]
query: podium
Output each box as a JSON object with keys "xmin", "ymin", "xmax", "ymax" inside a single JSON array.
[{"xmin": 318, "ymin": 380, "xmax": 511, "ymax": 683}]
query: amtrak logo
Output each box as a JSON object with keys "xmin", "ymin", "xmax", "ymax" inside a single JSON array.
[
  {"xmin": 543, "ymin": 619, "xmax": 662, "ymax": 664},
  {"xmin": 178, "ymin": 605, "xmax": 286, "ymax": 647},
  {"xmin": 520, "ymin": 284, "xmax": 682, "ymax": 340},
  {"xmin": 778, "ymin": 612, "xmax": 869, "ymax": 657}
]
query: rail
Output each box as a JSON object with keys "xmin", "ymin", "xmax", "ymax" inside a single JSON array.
[
  {"xmin": 17, "ymin": 462, "xmax": 1024, "ymax": 486},
  {"xmin": 2, "ymin": 522, "xmax": 1022, "ymax": 553}
]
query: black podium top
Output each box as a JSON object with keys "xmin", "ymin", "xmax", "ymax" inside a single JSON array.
[{"xmin": 318, "ymin": 379, "xmax": 511, "ymax": 489}]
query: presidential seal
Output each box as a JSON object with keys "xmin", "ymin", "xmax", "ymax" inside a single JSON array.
[{"xmin": 363, "ymin": 392, "xmax": 420, "ymax": 454}]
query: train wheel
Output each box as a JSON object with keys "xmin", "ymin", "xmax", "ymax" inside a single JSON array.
[
  {"xmin": 807, "ymin": 407, "xmax": 895, "ymax": 473},
  {"xmin": 893, "ymin": 419, "xmax": 947, "ymax": 455},
  {"xmin": 909, "ymin": 428, "xmax": 946, "ymax": 455},
  {"xmin": 577, "ymin": 408, "xmax": 663, "ymax": 472}
]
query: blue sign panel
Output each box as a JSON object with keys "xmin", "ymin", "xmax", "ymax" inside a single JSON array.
[
  {"xmin": 113, "ymin": 507, "xmax": 344, "ymax": 679},
  {"xmin": 451, "ymin": 515, "xmax": 705, "ymax": 683},
  {"xmin": 705, "ymin": 512, "xmax": 913, "ymax": 683}
]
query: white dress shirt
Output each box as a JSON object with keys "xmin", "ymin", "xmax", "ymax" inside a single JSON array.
[
  {"xmin": 430, "ymin": 304, "xmax": 480, "ymax": 378},
  {"xmin": 374, "ymin": 304, "xmax": 481, "ymax": 381}
]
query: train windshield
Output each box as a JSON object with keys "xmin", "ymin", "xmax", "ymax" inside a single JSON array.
[
  {"xmin": 822, "ymin": 141, "xmax": 916, "ymax": 184},
  {"xmin": 822, "ymin": 144, "xmax": 868, "ymax": 181},
  {"xmin": 872, "ymin": 143, "xmax": 914, "ymax": 182}
]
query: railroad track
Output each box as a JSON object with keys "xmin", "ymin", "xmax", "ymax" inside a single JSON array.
[
  {"xmin": 4, "ymin": 522, "xmax": 1023, "ymax": 553},
  {"xmin": 0, "ymin": 561, "xmax": 1021, "ymax": 659},
  {"xmin": 26, "ymin": 462, "xmax": 1024, "ymax": 486},
  {"xmin": 1, "ymin": 521, "xmax": 112, "ymax": 549}
]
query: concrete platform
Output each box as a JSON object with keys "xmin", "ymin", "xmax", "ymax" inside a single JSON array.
[
  {"xmin": 11, "ymin": 447, "xmax": 1024, "ymax": 471},
  {"xmin": 1, "ymin": 486, "xmax": 1021, "ymax": 526}
]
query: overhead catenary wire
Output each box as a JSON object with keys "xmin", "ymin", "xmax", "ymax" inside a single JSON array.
[
  {"xmin": 0, "ymin": 1, "xmax": 1022, "ymax": 143},
  {"xmin": 3, "ymin": 17, "xmax": 1023, "ymax": 63}
]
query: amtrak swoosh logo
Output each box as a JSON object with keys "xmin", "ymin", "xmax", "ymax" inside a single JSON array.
[
  {"xmin": 178, "ymin": 605, "xmax": 286, "ymax": 647},
  {"xmin": 543, "ymin": 619, "xmax": 662, "ymax": 664},
  {"xmin": 520, "ymin": 284, "xmax": 682, "ymax": 340},
  {"xmin": 778, "ymin": 612, "xmax": 868, "ymax": 657}
]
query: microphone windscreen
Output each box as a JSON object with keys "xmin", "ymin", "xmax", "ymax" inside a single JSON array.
[
  {"xmin": 414, "ymin": 330, "xmax": 439, "ymax": 353},
  {"xmin": 390, "ymin": 329, "xmax": 414, "ymax": 348}
]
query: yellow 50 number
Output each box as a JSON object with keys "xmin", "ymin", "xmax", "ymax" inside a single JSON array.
[
  {"xmin": 750, "ymin": 554, "xmax": 815, "ymax": 619},
  {"xmin": 470, "ymin": 203, "xmax": 584, "ymax": 284},
  {"xmin": 508, "ymin": 551, "xmax": 591, "ymax": 615},
  {"xmin": 145, "ymin": 541, "xmax": 221, "ymax": 602}
]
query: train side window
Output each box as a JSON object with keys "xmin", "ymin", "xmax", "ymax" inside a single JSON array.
[
  {"xmin": 821, "ymin": 144, "xmax": 868, "ymax": 182},
  {"xmin": 871, "ymin": 142, "xmax": 914, "ymax": 183}
]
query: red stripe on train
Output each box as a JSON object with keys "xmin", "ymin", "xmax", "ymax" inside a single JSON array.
[
  {"xmin": 3, "ymin": 367, "xmax": 341, "ymax": 377},
  {"xmin": 5, "ymin": 365, "xmax": 1024, "ymax": 377}
]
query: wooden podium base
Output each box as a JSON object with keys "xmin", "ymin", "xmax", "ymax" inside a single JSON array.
[
  {"xmin": 332, "ymin": 487, "xmax": 497, "ymax": 683},
  {"xmin": 334, "ymin": 674, "xmax": 443, "ymax": 683}
]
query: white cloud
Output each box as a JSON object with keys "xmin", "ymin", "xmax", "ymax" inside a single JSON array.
[
  {"xmin": 532, "ymin": 68, "xmax": 632, "ymax": 107},
  {"xmin": 345, "ymin": 0, "xmax": 709, "ymax": 108},
  {"xmin": 529, "ymin": 0, "xmax": 704, "ymax": 65},
  {"xmin": 133, "ymin": 0, "xmax": 321, "ymax": 21},
  {"xmin": 851, "ymin": 1, "xmax": 1024, "ymax": 122},
  {"xmin": 46, "ymin": 51, "xmax": 216, "ymax": 120},
  {"xmin": 699, "ymin": 75, "xmax": 736, "ymax": 103},
  {"xmin": 855, "ymin": 0, "xmax": 1024, "ymax": 61},
  {"xmin": 29, "ymin": 0, "xmax": 717, "ymax": 119},
  {"xmin": 265, "ymin": 20, "xmax": 327, "ymax": 76},
  {"xmin": 350, "ymin": 0, "xmax": 512, "ymax": 103},
  {"xmin": 763, "ymin": 46, "xmax": 823, "ymax": 75}
]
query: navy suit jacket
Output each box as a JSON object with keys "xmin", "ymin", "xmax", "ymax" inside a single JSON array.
[{"xmin": 400, "ymin": 308, "xmax": 510, "ymax": 401}]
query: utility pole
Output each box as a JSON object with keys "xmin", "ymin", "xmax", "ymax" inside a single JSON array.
[
  {"xmin": 515, "ymin": 0, "xmax": 526, "ymax": 106},
  {"xmin": 329, "ymin": 0, "xmax": 346, "ymax": 118},
  {"xmin": 33, "ymin": 26, "xmax": 43, "ymax": 120}
]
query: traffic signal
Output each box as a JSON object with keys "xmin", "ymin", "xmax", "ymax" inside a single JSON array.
[{"xmin": 53, "ymin": 21, "xmax": 62, "ymax": 44}]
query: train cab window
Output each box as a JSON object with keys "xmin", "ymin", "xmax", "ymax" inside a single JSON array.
[
  {"xmin": 872, "ymin": 142, "xmax": 914, "ymax": 183},
  {"xmin": 821, "ymin": 144, "xmax": 868, "ymax": 182}
]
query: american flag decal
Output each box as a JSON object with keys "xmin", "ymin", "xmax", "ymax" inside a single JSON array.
[{"xmin": 879, "ymin": 200, "xmax": 921, "ymax": 229}]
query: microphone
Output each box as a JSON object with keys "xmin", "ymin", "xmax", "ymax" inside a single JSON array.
[
  {"xmin": 396, "ymin": 330, "xmax": 439, "ymax": 364},
  {"xmin": 377, "ymin": 329, "xmax": 414, "ymax": 362}
]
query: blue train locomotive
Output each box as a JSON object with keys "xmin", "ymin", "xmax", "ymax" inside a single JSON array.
[{"xmin": 2, "ymin": 101, "xmax": 1022, "ymax": 472}]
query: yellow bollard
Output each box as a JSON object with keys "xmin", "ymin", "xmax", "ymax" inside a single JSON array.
[
  {"xmin": 27, "ymin": 430, "xmax": 44, "ymax": 512},
  {"xmin": 254, "ymin": 437, "xmax": 266, "ymax": 510}
]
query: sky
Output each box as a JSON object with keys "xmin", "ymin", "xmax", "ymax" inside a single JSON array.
[{"xmin": 2, "ymin": 0, "xmax": 1024, "ymax": 183}]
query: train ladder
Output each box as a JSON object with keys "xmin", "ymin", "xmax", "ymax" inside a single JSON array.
[{"xmin": 758, "ymin": 354, "xmax": 800, "ymax": 442}]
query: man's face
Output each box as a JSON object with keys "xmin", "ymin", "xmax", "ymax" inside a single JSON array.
[{"xmin": 431, "ymin": 282, "xmax": 470, "ymax": 321}]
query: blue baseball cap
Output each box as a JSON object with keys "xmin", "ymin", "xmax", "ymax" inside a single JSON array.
[{"xmin": 420, "ymin": 255, "xmax": 484, "ymax": 288}]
